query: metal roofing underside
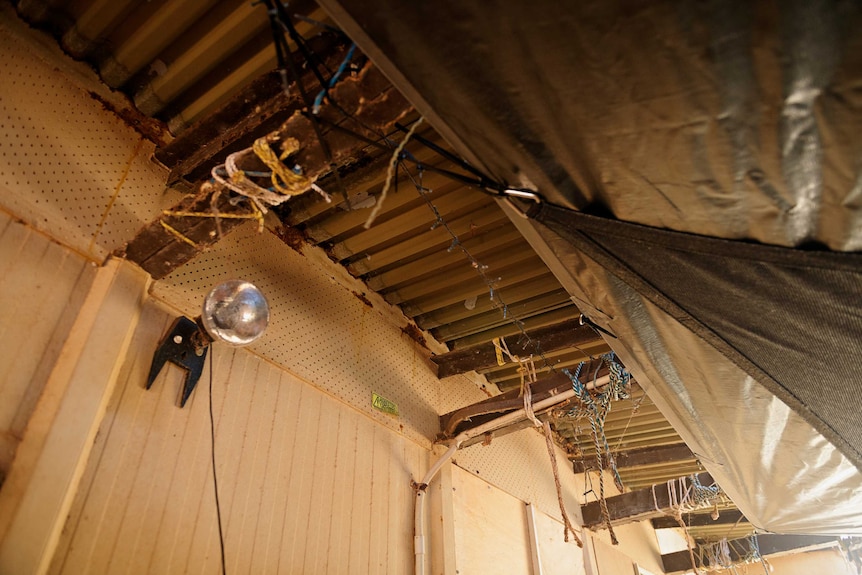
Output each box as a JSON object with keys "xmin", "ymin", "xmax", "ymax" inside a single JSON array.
[{"xmin": 14, "ymin": 0, "xmax": 752, "ymax": 542}]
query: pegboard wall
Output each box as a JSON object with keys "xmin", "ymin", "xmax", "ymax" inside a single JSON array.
[
  {"xmin": 152, "ymin": 223, "xmax": 490, "ymax": 448},
  {"xmin": 455, "ymin": 425, "xmax": 588, "ymax": 526},
  {"xmin": 0, "ymin": 13, "xmax": 178, "ymax": 261}
]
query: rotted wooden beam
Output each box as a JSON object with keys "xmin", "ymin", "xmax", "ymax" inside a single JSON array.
[
  {"xmin": 581, "ymin": 472, "xmax": 713, "ymax": 529},
  {"xmin": 572, "ymin": 443, "xmax": 696, "ymax": 473},
  {"xmin": 430, "ymin": 318, "xmax": 606, "ymax": 378},
  {"xmin": 120, "ymin": 58, "xmax": 413, "ymax": 279},
  {"xmin": 153, "ymin": 33, "xmax": 353, "ymax": 185}
]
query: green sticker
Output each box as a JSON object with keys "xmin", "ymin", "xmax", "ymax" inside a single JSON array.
[{"xmin": 372, "ymin": 392, "xmax": 399, "ymax": 416}]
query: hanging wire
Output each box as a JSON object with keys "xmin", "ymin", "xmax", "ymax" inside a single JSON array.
[{"xmin": 260, "ymin": 0, "xmax": 350, "ymax": 204}]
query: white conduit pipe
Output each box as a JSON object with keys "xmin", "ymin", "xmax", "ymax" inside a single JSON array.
[{"xmin": 414, "ymin": 375, "xmax": 611, "ymax": 575}]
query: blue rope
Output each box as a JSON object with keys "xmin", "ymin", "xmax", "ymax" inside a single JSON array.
[
  {"xmin": 312, "ymin": 43, "xmax": 357, "ymax": 114},
  {"xmin": 564, "ymin": 354, "xmax": 631, "ymax": 490}
]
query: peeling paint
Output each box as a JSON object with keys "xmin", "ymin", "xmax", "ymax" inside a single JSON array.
[
  {"xmin": 87, "ymin": 90, "xmax": 170, "ymax": 147},
  {"xmin": 400, "ymin": 322, "xmax": 428, "ymax": 350},
  {"xmin": 351, "ymin": 290, "xmax": 373, "ymax": 308},
  {"xmin": 273, "ymin": 225, "xmax": 307, "ymax": 254}
]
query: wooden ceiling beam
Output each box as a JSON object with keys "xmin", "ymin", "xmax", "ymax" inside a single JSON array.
[
  {"xmin": 120, "ymin": 59, "xmax": 413, "ymax": 279},
  {"xmin": 572, "ymin": 443, "xmax": 696, "ymax": 473},
  {"xmin": 581, "ymin": 472, "xmax": 713, "ymax": 529},
  {"xmin": 652, "ymin": 508, "xmax": 745, "ymax": 530},
  {"xmin": 153, "ymin": 34, "xmax": 352, "ymax": 185},
  {"xmin": 662, "ymin": 534, "xmax": 838, "ymax": 573},
  {"xmin": 430, "ymin": 317, "xmax": 603, "ymax": 378}
]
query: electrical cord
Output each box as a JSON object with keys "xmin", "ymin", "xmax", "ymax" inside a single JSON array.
[{"xmin": 209, "ymin": 350, "xmax": 227, "ymax": 575}]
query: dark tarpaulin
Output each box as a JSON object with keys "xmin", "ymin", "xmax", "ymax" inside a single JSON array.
[
  {"xmin": 507, "ymin": 200, "xmax": 862, "ymax": 534},
  {"xmin": 318, "ymin": 0, "xmax": 862, "ymax": 532},
  {"xmin": 531, "ymin": 204, "xmax": 862, "ymax": 474},
  {"xmin": 318, "ymin": 0, "xmax": 862, "ymax": 250}
]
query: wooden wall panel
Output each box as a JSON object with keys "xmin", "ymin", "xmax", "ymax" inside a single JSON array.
[
  {"xmin": 0, "ymin": 212, "xmax": 95, "ymax": 476},
  {"xmin": 533, "ymin": 507, "xmax": 586, "ymax": 575},
  {"xmin": 49, "ymin": 299, "xmax": 429, "ymax": 575},
  {"xmin": 591, "ymin": 536, "xmax": 637, "ymax": 575},
  {"xmin": 451, "ymin": 465, "xmax": 533, "ymax": 575},
  {"xmin": 450, "ymin": 465, "xmax": 586, "ymax": 575}
]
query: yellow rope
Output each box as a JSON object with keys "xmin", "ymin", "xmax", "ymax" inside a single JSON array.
[
  {"xmin": 159, "ymin": 220, "xmax": 198, "ymax": 247},
  {"xmin": 248, "ymin": 198, "xmax": 265, "ymax": 233},
  {"xmin": 253, "ymin": 137, "xmax": 312, "ymax": 197}
]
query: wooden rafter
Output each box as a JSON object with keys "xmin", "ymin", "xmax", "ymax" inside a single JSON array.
[
  {"xmin": 580, "ymin": 472, "xmax": 713, "ymax": 529},
  {"xmin": 652, "ymin": 508, "xmax": 746, "ymax": 530},
  {"xmin": 120, "ymin": 58, "xmax": 413, "ymax": 279},
  {"xmin": 430, "ymin": 317, "xmax": 606, "ymax": 378},
  {"xmin": 572, "ymin": 443, "xmax": 696, "ymax": 473}
]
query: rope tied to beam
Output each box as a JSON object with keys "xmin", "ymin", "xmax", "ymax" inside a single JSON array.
[
  {"xmin": 161, "ymin": 135, "xmax": 329, "ymax": 244},
  {"xmin": 652, "ymin": 475, "xmax": 729, "ymax": 574},
  {"xmin": 252, "ymin": 137, "xmax": 313, "ymax": 197},
  {"xmin": 208, "ymin": 136, "xmax": 322, "ymax": 216},
  {"xmin": 492, "ymin": 336, "xmax": 581, "ymax": 546},
  {"xmin": 562, "ymin": 353, "xmax": 632, "ymax": 544},
  {"xmin": 697, "ymin": 534, "xmax": 770, "ymax": 573}
]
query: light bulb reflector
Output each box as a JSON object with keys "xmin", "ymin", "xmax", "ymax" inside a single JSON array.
[{"xmin": 201, "ymin": 280, "xmax": 269, "ymax": 346}]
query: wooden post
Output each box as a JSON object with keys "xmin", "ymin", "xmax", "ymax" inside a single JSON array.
[{"xmin": 0, "ymin": 258, "xmax": 150, "ymax": 574}]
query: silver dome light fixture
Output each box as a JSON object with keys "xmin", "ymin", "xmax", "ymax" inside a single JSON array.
[
  {"xmin": 147, "ymin": 280, "xmax": 269, "ymax": 407},
  {"xmin": 200, "ymin": 280, "xmax": 270, "ymax": 346}
]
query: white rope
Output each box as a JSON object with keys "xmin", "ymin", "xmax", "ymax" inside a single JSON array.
[{"xmin": 364, "ymin": 117, "xmax": 423, "ymax": 229}]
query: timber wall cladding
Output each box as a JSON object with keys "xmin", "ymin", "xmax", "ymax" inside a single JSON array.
[
  {"xmin": 0, "ymin": 212, "xmax": 95, "ymax": 476},
  {"xmin": 450, "ymin": 465, "xmax": 586, "ymax": 575},
  {"xmin": 51, "ymin": 299, "xmax": 428, "ymax": 575}
]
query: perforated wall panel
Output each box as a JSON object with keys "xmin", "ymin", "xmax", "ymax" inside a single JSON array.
[
  {"xmin": 455, "ymin": 426, "xmax": 588, "ymax": 525},
  {"xmin": 0, "ymin": 16, "xmax": 177, "ymax": 261},
  {"xmin": 153, "ymin": 223, "xmax": 488, "ymax": 447}
]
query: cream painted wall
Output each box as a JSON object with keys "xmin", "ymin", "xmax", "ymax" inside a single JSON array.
[
  {"xmin": 50, "ymin": 298, "xmax": 429, "ymax": 574},
  {"xmin": 0, "ymin": 212, "xmax": 96, "ymax": 476}
]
